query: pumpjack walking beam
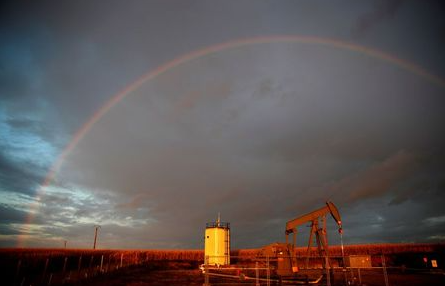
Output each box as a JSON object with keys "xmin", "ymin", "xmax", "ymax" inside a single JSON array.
[{"xmin": 285, "ymin": 201, "xmax": 342, "ymax": 267}]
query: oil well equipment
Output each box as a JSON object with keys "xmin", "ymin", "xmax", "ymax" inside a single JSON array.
[
  {"xmin": 204, "ymin": 214, "xmax": 230, "ymax": 266},
  {"xmin": 260, "ymin": 201, "xmax": 343, "ymax": 279}
]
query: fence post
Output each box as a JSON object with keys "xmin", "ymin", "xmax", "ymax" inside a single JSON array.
[
  {"xmin": 63, "ymin": 257, "xmax": 68, "ymax": 274},
  {"xmin": 325, "ymin": 256, "xmax": 331, "ymax": 286},
  {"xmin": 357, "ymin": 268, "xmax": 362, "ymax": 285},
  {"xmin": 77, "ymin": 255, "xmax": 82, "ymax": 280},
  {"xmin": 203, "ymin": 255, "xmax": 210, "ymax": 286},
  {"xmin": 106, "ymin": 255, "xmax": 110, "ymax": 272},
  {"xmin": 381, "ymin": 254, "xmax": 389, "ymax": 286},
  {"xmin": 78, "ymin": 255, "xmax": 82, "ymax": 272},
  {"xmin": 15, "ymin": 259, "xmax": 21, "ymax": 284},
  {"xmin": 342, "ymin": 256, "xmax": 348, "ymax": 286},
  {"xmin": 89, "ymin": 255, "xmax": 94, "ymax": 277},
  {"xmin": 120, "ymin": 253, "xmax": 123, "ymax": 268},
  {"xmin": 48, "ymin": 273, "xmax": 53, "ymax": 286},
  {"xmin": 255, "ymin": 261, "xmax": 260, "ymax": 286},
  {"xmin": 42, "ymin": 258, "xmax": 49, "ymax": 284}
]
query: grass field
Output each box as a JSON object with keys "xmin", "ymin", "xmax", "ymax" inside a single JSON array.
[{"xmin": 1, "ymin": 243, "xmax": 444, "ymax": 285}]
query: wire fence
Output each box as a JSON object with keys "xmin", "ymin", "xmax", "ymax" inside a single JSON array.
[
  {"xmin": 202, "ymin": 254, "xmax": 444, "ymax": 286},
  {"xmin": 4, "ymin": 250, "xmax": 188, "ymax": 286},
  {"xmin": 1, "ymin": 251, "xmax": 443, "ymax": 286}
]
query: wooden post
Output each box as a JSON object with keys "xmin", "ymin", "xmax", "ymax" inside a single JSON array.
[
  {"xmin": 106, "ymin": 255, "xmax": 110, "ymax": 273},
  {"xmin": 120, "ymin": 253, "xmax": 123, "ymax": 268},
  {"xmin": 204, "ymin": 255, "xmax": 210, "ymax": 286},
  {"xmin": 255, "ymin": 261, "xmax": 260, "ymax": 286},
  {"xmin": 15, "ymin": 259, "xmax": 21, "ymax": 283},
  {"xmin": 48, "ymin": 273, "xmax": 53, "ymax": 286},
  {"xmin": 62, "ymin": 257, "xmax": 68, "ymax": 274},
  {"xmin": 93, "ymin": 225, "xmax": 101, "ymax": 250},
  {"xmin": 89, "ymin": 255, "xmax": 94, "ymax": 276},
  {"xmin": 78, "ymin": 255, "xmax": 82, "ymax": 272},
  {"xmin": 100, "ymin": 255, "xmax": 104, "ymax": 272},
  {"xmin": 382, "ymin": 254, "xmax": 390, "ymax": 286},
  {"xmin": 325, "ymin": 256, "xmax": 331, "ymax": 286},
  {"xmin": 41, "ymin": 258, "xmax": 49, "ymax": 284}
]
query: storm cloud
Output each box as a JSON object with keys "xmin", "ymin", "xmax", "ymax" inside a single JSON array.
[{"xmin": 1, "ymin": 0, "xmax": 444, "ymax": 249}]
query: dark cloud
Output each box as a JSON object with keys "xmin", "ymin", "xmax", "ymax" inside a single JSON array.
[
  {"xmin": 0, "ymin": 1, "xmax": 444, "ymax": 249},
  {"xmin": 0, "ymin": 204, "xmax": 29, "ymax": 224},
  {"xmin": 333, "ymin": 150, "xmax": 417, "ymax": 202},
  {"xmin": 0, "ymin": 224, "xmax": 23, "ymax": 236},
  {"xmin": 51, "ymin": 43, "xmax": 445, "ymax": 248},
  {"xmin": 354, "ymin": 0, "xmax": 404, "ymax": 36},
  {"xmin": 340, "ymin": 194, "xmax": 445, "ymax": 244},
  {"xmin": 4, "ymin": 117, "xmax": 60, "ymax": 144},
  {"xmin": 0, "ymin": 151, "xmax": 44, "ymax": 196}
]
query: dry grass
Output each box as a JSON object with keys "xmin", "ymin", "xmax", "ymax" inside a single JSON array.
[
  {"xmin": 0, "ymin": 243, "xmax": 443, "ymax": 285},
  {"xmin": 1, "ymin": 242, "xmax": 443, "ymax": 261},
  {"xmin": 232, "ymin": 243, "xmax": 445, "ymax": 258}
]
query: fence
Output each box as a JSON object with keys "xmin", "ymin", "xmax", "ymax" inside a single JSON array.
[
  {"xmin": 201, "ymin": 254, "xmax": 441, "ymax": 286},
  {"xmin": 3, "ymin": 250, "xmax": 194, "ymax": 286},
  {"xmin": 2, "ymin": 250, "xmax": 442, "ymax": 286}
]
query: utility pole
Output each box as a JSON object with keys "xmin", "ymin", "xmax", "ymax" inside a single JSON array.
[{"xmin": 93, "ymin": 225, "xmax": 101, "ymax": 250}]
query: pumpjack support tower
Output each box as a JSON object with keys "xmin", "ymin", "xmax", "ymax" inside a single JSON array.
[{"xmin": 260, "ymin": 201, "xmax": 343, "ymax": 278}]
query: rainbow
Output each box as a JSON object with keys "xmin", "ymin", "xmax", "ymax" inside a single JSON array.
[{"xmin": 17, "ymin": 35, "xmax": 445, "ymax": 247}]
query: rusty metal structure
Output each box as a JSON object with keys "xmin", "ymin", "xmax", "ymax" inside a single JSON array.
[
  {"xmin": 285, "ymin": 201, "xmax": 342, "ymax": 261},
  {"xmin": 260, "ymin": 201, "xmax": 343, "ymax": 280}
]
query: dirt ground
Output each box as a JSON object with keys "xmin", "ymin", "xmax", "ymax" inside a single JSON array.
[
  {"xmin": 73, "ymin": 266, "xmax": 445, "ymax": 286},
  {"xmin": 73, "ymin": 268, "xmax": 204, "ymax": 286}
]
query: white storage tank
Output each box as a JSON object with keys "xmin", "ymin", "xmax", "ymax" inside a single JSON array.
[{"xmin": 204, "ymin": 215, "xmax": 230, "ymax": 266}]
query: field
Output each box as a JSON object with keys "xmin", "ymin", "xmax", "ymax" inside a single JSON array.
[
  {"xmin": 76, "ymin": 268, "xmax": 445, "ymax": 286},
  {"xmin": 1, "ymin": 243, "xmax": 444, "ymax": 286}
]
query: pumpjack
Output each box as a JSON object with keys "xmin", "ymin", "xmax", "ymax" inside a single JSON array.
[{"xmin": 260, "ymin": 201, "xmax": 343, "ymax": 280}]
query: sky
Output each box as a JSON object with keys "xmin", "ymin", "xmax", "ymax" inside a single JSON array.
[{"xmin": 1, "ymin": 0, "xmax": 445, "ymax": 249}]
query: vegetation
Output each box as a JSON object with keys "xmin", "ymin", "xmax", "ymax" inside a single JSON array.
[{"xmin": 0, "ymin": 243, "xmax": 443, "ymax": 285}]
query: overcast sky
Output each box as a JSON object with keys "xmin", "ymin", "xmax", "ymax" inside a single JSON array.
[{"xmin": 1, "ymin": 0, "xmax": 445, "ymax": 249}]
